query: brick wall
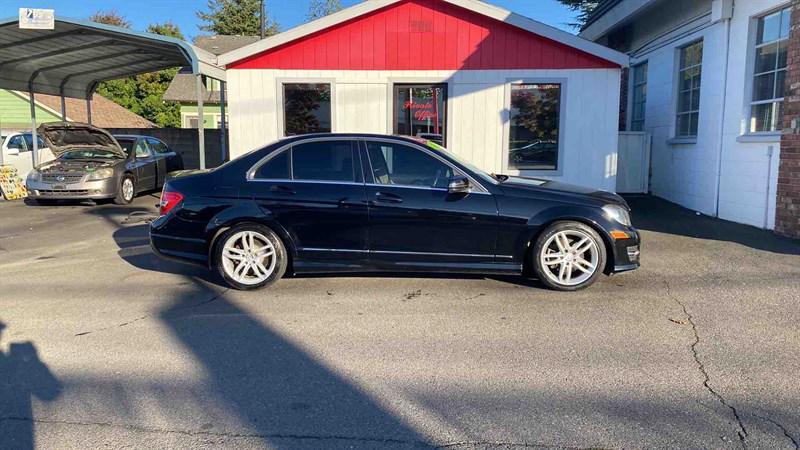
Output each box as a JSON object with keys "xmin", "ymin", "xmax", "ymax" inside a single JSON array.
[{"xmin": 777, "ymin": 1, "xmax": 800, "ymax": 238}]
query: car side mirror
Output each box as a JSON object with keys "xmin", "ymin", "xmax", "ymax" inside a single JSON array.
[
  {"xmin": 448, "ymin": 175, "xmax": 471, "ymax": 194},
  {"xmin": 6, "ymin": 147, "xmax": 19, "ymax": 156}
]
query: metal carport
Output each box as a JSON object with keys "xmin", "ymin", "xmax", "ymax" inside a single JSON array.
[{"xmin": 0, "ymin": 16, "xmax": 226, "ymax": 169}]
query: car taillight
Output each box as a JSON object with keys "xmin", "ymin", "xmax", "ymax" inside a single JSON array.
[{"xmin": 159, "ymin": 188, "xmax": 184, "ymax": 216}]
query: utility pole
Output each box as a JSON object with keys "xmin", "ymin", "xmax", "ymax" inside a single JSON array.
[{"xmin": 260, "ymin": 0, "xmax": 265, "ymax": 39}]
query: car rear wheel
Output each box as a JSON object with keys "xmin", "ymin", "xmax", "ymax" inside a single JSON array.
[
  {"xmin": 114, "ymin": 176, "xmax": 135, "ymax": 205},
  {"xmin": 533, "ymin": 221, "xmax": 606, "ymax": 291},
  {"xmin": 215, "ymin": 224, "xmax": 287, "ymax": 290}
]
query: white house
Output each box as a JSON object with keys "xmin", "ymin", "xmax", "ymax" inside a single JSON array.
[
  {"xmin": 582, "ymin": 0, "xmax": 800, "ymax": 237},
  {"xmin": 217, "ymin": 0, "xmax": 628, "ymax": 192}
]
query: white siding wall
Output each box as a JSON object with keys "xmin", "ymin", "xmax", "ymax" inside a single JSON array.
[
  {"xmin": 630, "ymin": 0, "xmax": 785, "ymax": 229},
  {"xmin": 227, "ymin": 69, "xmax": 621, "ymax": 191}
]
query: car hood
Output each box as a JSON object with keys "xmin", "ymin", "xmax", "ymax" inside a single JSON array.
[
  {"xmin": 500, "ymin": 176, "xmax": 629, "ymax": 208},
  {"xmin": 38, "ymin": 122, "xmax": 126, "ymax": 158}
]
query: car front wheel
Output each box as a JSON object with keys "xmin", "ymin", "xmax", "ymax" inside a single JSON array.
[
  {"xmin": 533, "ymin": 221, "xmax": 607, "ymax": 291},
  {"xmin": 215, "ymin": 224, "xmax": 288, "ymax": 290},
  {"xmin": 114, "ymin": 175, "xmax": 135, "ymax": 205}
]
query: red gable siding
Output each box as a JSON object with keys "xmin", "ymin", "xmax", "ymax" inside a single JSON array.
[{"xmin": 229, "ymin": 0, "xmax": 618, "ymax": 70}]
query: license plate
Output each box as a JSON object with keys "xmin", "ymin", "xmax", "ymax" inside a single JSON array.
[{"xmin": 53, "ymin": 185, "xmax": 66, "ymax": 190}]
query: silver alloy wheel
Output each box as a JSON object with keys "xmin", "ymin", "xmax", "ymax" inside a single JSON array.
[
  {"xmin": 539, "ymin": 229, "xmax": 600, "ymax": 287},
  {"xmin": 122, "ymin": 178, "xmax": 134, "ymax": 202},
  {"xmin": 221, "ymin": 230, "xmax": 277, "ymax": 286}
]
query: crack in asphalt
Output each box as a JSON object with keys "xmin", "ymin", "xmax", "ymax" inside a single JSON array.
[
  {"xmin": 663, "ymin": 280, "xmax": 749, "ymax": 449},
  {"xmin": 74, "ymin": 287, "xmax": 229, "ymax": 337},
  {"xmin": 0, "ymin": 416, "xmax": 603, "ymax": 449},
  {"xmin": 752, "ymin": 413, "xmax": 799, "ymax": 450}
]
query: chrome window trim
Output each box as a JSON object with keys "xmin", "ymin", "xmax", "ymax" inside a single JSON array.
[
  {"xmin": 362, "ymin": 137, "xmax": 490, "ymax": 194},
  {"xmin": 249, "ymin": 179, "xmax": 365, "ymax": 187}
]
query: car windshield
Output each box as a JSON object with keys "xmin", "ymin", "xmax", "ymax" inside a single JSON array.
[
  {"xmin": 60, "ymin": 149, "xmax": 123, "ymax": 160},
  {"xmin": 422, "ymin": 140, "xmax": 499, "ymax": 185},
  {"xmin": 116, "ymin": 139, "xmax": 135, "ymax": 157}
]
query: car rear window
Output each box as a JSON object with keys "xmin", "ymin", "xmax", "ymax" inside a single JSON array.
[
  {"xmin": 291, "ymin": 141, "xmax": 356, "ymax": 182},
  {"xmin": 255, "ymin": 150, "xmax": 290, "ymax": 180}
]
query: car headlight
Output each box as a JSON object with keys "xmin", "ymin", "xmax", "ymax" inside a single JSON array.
[
  {"xmin": 27, "ymin": 169, "xmax": 41, "ymax": 183},
  {"xmin": 87, "ymin": 168, "xmax": 114, "ymax": 180},
  {"xmin": 603, "ymin": 204, "xmax": 632, "ymax": 227}
]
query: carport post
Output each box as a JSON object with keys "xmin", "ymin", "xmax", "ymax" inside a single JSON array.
[
  {"xmin": 60, "ymin": 95, "xmax": 67, "ymax": 121},
  {"xmin": 220, "ymin": 80, "xmax": 227, "ymax": 162},
  {"xmin": 86, "ymin": 94, "xmax": 93, "ymax": 125},
  {"xmin": 196, "ymin": 73, "xmax": 206, "ymax": 170},
  {"xmin": 28, "ymin": 91, "xmax": 39, "ymax": 167}
]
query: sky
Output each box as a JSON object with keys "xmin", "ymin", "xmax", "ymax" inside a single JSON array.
[{"xmin": 1, "ymin": 0, "xmax": 580, "ymax": 41}]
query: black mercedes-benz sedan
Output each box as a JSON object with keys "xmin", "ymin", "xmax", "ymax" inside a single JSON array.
[{"xmin": 150, "ymin": 134, "xmax": 640, "ymax": 291}]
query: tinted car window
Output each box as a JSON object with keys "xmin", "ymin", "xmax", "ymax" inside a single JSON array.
[
  {"xmin": 22, "ymin": 134, "xmax": 45, "ymax": 151},
  {"xmin": 6, "ymin": 135, "xmax": 26, "ymax": 151},
  {"xmin": 255, "ymin": 150, "xmax": 290, "ymax": 179},
  {"xmin": 147, "ymin": 138, "xmax": 170, "ymax": 154},
  {"xmin": 366, "ymin": 141, "xmax": 455, "ymax": 189},
  {"xmin": 117, "ymin": 139, "xmax": 135, "ymax": 157},
  {"xmin": 134, "ymin": 139, "xmax": 151, "ymax": 158},
  {"xmin": 291, "ymin": 141, "xmax": 355, "ymax": 182}
]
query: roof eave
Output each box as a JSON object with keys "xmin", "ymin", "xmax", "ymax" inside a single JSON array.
[{"xmin": 579, "ymin": 0, "xmax": 659, "ymax": 42}]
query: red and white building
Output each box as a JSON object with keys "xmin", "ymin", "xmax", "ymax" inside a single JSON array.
[{"xmin": 218, "ymin": 0, "xmax": 628, "ymax": 191}]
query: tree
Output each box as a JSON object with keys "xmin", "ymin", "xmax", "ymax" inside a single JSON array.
[
  {"xmin": 556, "ymin": 0, "xmax": 599, "ymax": 28},
  {"xmin": 307, "ymin": 0, "xmax": 343, "ymax": 21},
  {"xmin": 198, "ymin": 0, "xmax": 279, "ymax": 36},
  {"xmin": 90, "ymin": 12, "xmax": 183, "ymax": 127},
  {"xmin": 147, "ymin": 21, "xmax": 184, "ymax": 40}
]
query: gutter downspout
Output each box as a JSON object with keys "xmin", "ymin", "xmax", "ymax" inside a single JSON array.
[{"xmin": 714, "ymin": 2, "xmax": 733, "ymax": 218}]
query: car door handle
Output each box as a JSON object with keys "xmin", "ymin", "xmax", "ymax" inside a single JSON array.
[
  {"xmin": 270, "ymin": 185, "xmax": 295, "ymax": 195},
  {"xmin": 374, "ymin": 192, "xmax": 403, "ymax": 204}
]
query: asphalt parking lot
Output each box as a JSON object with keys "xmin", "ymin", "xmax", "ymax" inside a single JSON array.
[{"xmin": 1, "ymin": 194, "xmax": 799, "ymax": 449}]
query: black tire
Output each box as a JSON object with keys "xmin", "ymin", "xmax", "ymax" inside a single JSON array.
[
  {"xmin": 113, "ymin": 175, "xmax": 135, "ymax": 205},
  {"xmin": 214, "ymin": 224, "xmax": 288, "ymax": 290},
  {"xmin": 533, "ymin": 221, "xmax": 607, "ymax": 291}
]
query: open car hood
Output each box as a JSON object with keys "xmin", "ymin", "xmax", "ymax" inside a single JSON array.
[{"xmin": 38, "ymin": 122, "xmax": 126, "ymax": 158}]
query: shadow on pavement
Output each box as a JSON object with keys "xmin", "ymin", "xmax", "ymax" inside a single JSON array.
[
  {"xmin": 157, "ymin": 286, "xmax": 431, "ymax": 448},
  {"xmin": 625, "ymin": 195, "xmax": 800, "ymax": 255},
  {"xmin": 0, "ymin": 321, "xmax": 62, "ymax": 450}
]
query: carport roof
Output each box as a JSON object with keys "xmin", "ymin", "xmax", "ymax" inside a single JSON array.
[{"xmin": 0, "ymin": 16, "xmax": 223, "ymax": 100}]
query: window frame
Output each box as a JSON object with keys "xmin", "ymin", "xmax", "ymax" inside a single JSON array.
[
  {"xmin": 745, "ymin": 4, "xmax": 791, "ymax": 136},
  {"xmin": 502, "ymin": 78, "xmax": 567, "ymax": 176},
  {"xmin": 674, "ymin": 40, "xmax": 704, "ymax": 139},
  {"xmin": 391, "ymin": 83, "xmax": 449, "ymax": 147},
  {"xmin": 276, "ymin": 78, "xmax": 336, "ymax": 138},
  {"xmin": 247, "ymin": 137, "xmax": 362, "ymax": 185},
  {"xmin": 629, "ymin": 62, "xmax": 648, "ymax": 132}
]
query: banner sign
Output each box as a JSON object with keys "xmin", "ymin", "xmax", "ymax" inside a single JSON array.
[{"xmin": 19, "ymin": 8, "xmax": 55, "ymax": 30}]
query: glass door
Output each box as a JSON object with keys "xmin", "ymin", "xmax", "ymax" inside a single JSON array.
[{"xmin": 393, "ymin": 84, "xmax": 447, "ymax": 146}]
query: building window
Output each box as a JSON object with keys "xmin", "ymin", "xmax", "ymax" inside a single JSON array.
[
  {"xmin": 508, "ymin": 83, "xmax": 561, "ymax": 171},
  {"xmin": 750, "ymin": 7, "xmax": 791, "ymax": 133},
  {"xmin": 676, "ymin": 41, "xmax": 703, "ymax": 138},
  {"xmin": 631, "ymin": 63, "xmax": 648, "ymax": 131},
  {"xmin": 393, "ymin": 84, "xmax": 447, "ymax": 146},
  {"xmin": 282, "ymin": 83, "xmax": 332, "ymax": 136}
]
